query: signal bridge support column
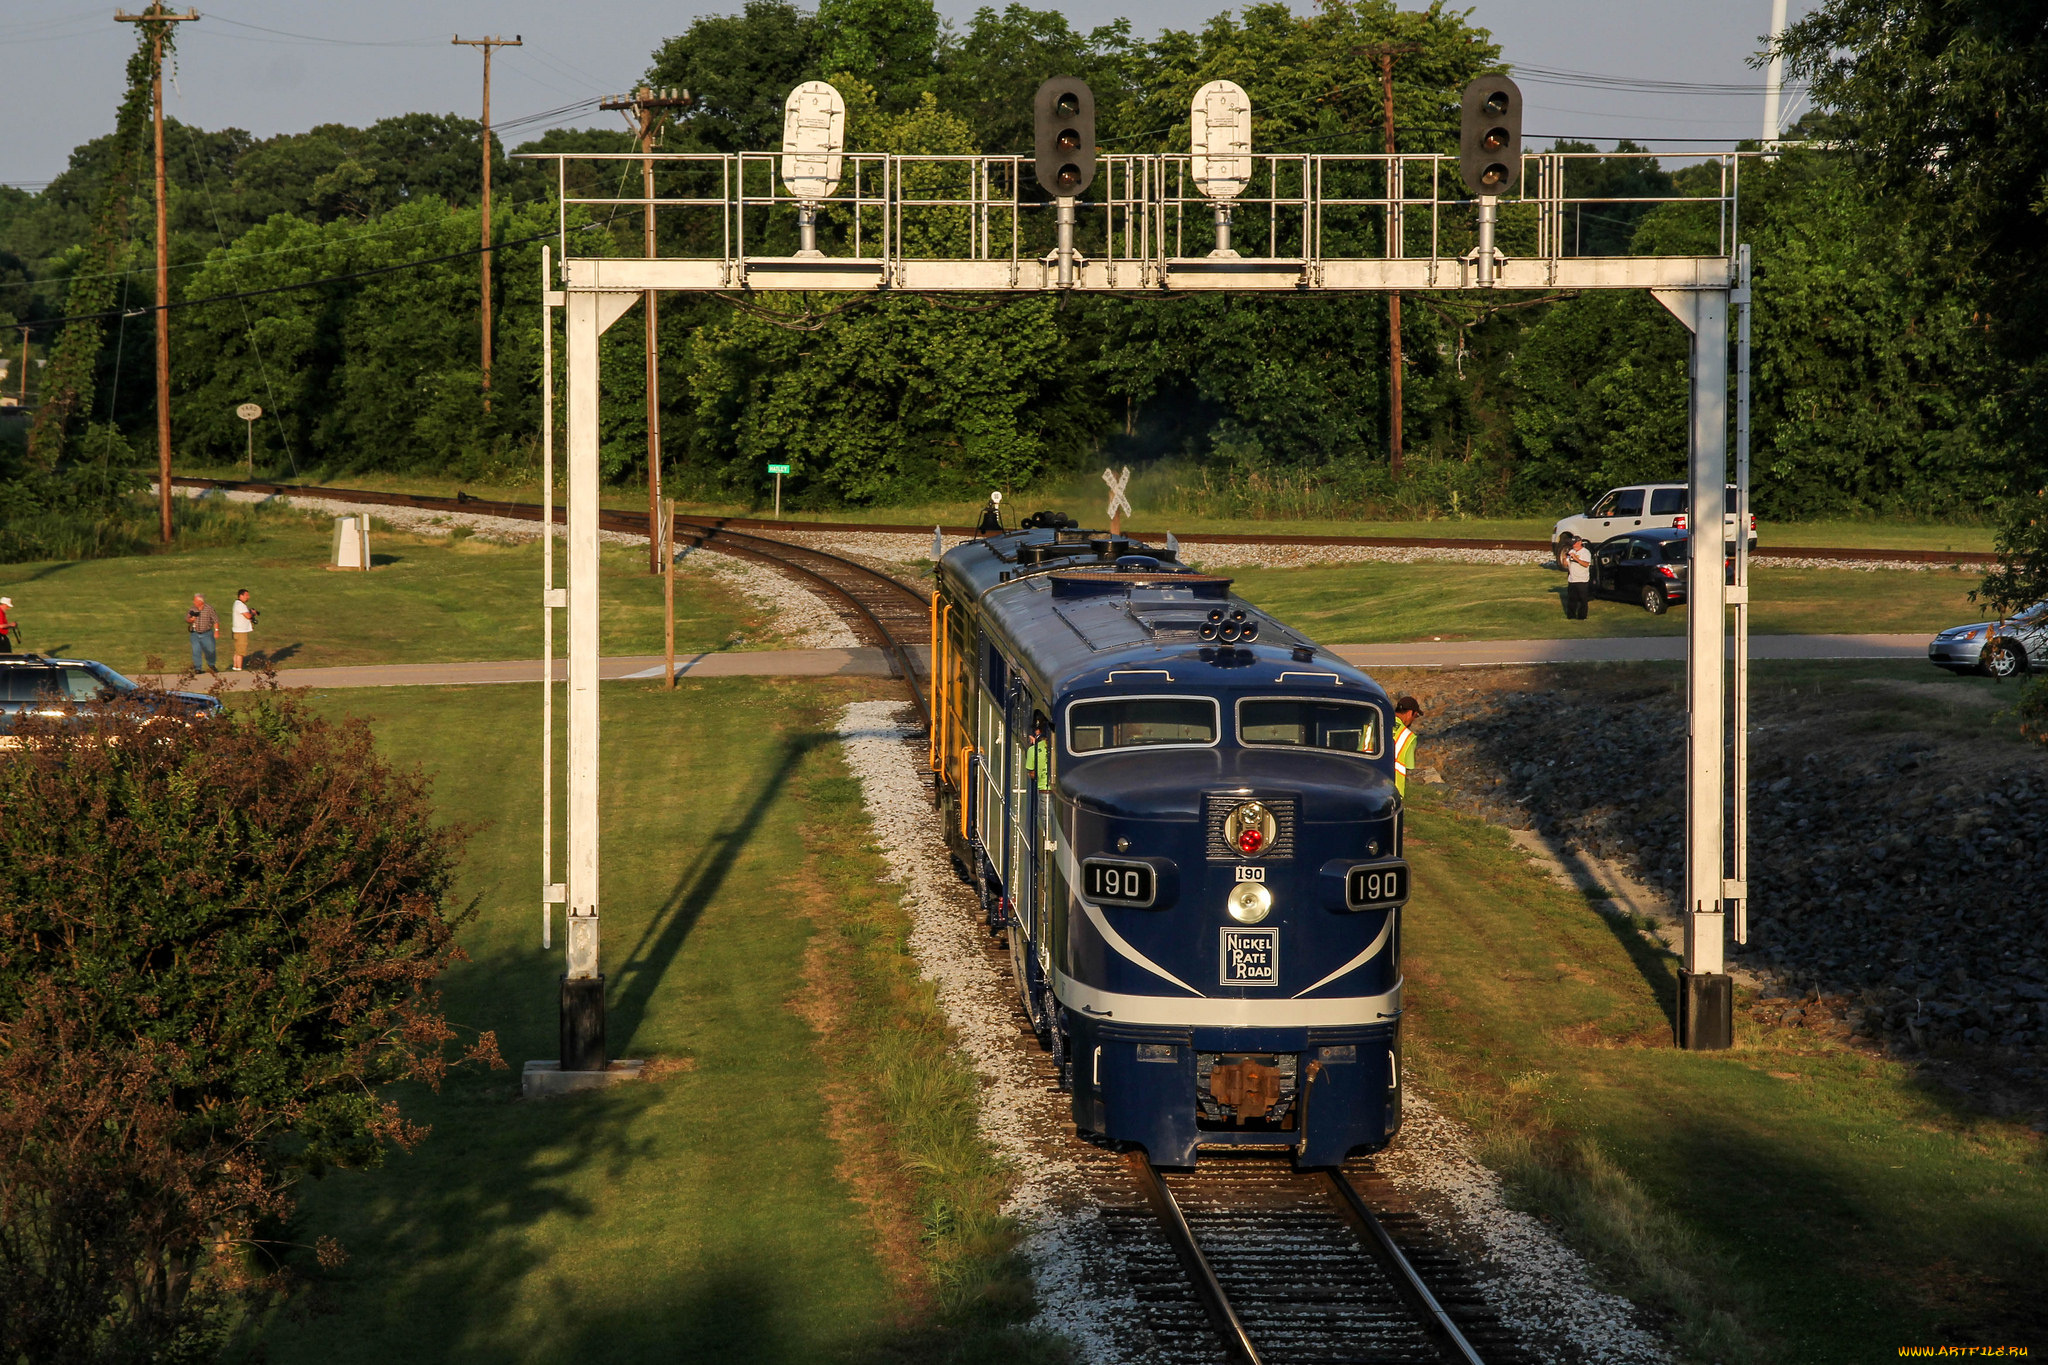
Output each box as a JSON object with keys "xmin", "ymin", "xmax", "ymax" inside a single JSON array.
[
  {"xmin": 560, "ymin": 285, "xmax": 641, "ymax": 1074},
  {"xmin": 1654, "ymin": 283, "xmax": 1735, "ymax": 1050}
]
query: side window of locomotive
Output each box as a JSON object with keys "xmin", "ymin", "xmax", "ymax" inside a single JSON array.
[
  {"xmin": 1237, "ymin": 699, "xmax": 1382, "ymax": 756},
  {"xmin": 1066, "ymin": 697, "xmax": 1218, "ymax": 753}
]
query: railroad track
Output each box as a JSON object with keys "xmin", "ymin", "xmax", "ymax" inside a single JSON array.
[
  {"xmin": 1110, "ymin": 1153, "xmax": 1530, "ymax": 1365},
  {"xmin": 953, "ymin": 899, "xmax": 1531, "ymax": 1365},
  {"xmin": 170, "ymin": 477, "xmax": 931, "ymax": 730}
]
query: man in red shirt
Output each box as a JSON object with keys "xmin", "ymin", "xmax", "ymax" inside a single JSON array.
[{"xmin": 0, "ymin": 596, "xmax": 16, "ymax": 651}]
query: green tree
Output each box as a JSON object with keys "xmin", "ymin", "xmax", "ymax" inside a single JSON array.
[
  {"xmin": 646, "ymin": 2, "xmax": 822, "ymax": 154},
  {"xmin": 170, "ymin": 198, "xmax": 557, "ymax": 473},
  {"xmin": 1508, "ymin": 148, "xmax": 2004, "ymax": 516},
  {"xmin": 1780, "ymin": 0, "xmax": 2048, "ymax": 611},
  {"xmin": 684, "ymin": 84, "xmax": 1094, "ymax": 502},
  {"xmin": 1085, "ymin": 1, "xmax": 1501, "ymax": 479},
  {"xmin": 928, "ymin": 6, "xmax": 1139, "ymax": 155}
]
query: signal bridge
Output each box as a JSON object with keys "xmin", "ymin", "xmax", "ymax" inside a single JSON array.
[
  {"xmin": 523, "ymin": 76, "xmax": 1759, "ymax": 1091},
  {"xmin": 527, "ymin": 147, "xmax": 1744, "ymax": 295}
]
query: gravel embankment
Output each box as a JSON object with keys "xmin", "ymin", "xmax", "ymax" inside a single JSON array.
[{"xmin": 1405, "ymin": 670, "xmax": 2048, "ymax": 1073}]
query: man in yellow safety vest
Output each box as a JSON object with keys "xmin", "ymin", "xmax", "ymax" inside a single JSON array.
[
  {"xmin": 1392, "ymin": 696, "xmax": 1422, "ymax": 798},
  {"xmin": 1023, "ymin": 715, "xmax": 1051, "ymax": 792}
]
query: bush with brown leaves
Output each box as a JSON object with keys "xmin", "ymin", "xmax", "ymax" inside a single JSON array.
[{"xmin": 0, "ymin": 689, "xmax": 498, "ymax": 1361}]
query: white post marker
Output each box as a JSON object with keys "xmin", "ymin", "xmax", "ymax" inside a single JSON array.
[
  {"xmin": 1102, "ymin": 464, "xmax": 1132, "ymax": 536},
  {"xmin": 1191, "ymin": 80, "xmax": 1252, "ymax": 257},
  {"xmin": 781, "ymin": 81, "xmax": 844, "ymax": 258},
  {"xmin": 235, "ymin": 402, "xmax": 261, "ymax": 473},
  {"xmin": 768, "ymin": 462, "xmax": 790, "ymax": 518}
]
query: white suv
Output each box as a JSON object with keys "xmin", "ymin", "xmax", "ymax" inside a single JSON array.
[{"xmin": 1552, "ymin": 482, "xmax": 1757, "ymax": 559}]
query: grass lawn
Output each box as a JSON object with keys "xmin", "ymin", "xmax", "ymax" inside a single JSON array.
[
  {"xmin": 1223, "ymin": 560, "xmax": 1988, "ymax": 643},
  {"xmin": 0, "ymin": 507, "xmax": 773, "ymax": 673},
  {"xmin": 1400, "ymin": 787, "xmax": 2048, "ymax": 1361},
  {"xmin": 248, "ymin": 679, "xmax": 1038, "ymax": 1363},
  {"xmin": 180, "ymin": 463, "xmax": 1998, "ymax": 554}
]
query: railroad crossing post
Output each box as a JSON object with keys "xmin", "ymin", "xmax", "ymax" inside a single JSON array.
[{"xmin": 1654, "ymin": 282, "xmax": 1736, "ymax": 1049}]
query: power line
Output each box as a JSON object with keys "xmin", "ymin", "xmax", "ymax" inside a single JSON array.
[
  {"xmin": 195, "ymin": 13, "xmax": 444, "ymax": 48},
  {"xmin": 1514, "ymin": 64, "xmax": 1807, "ymax": 96}
]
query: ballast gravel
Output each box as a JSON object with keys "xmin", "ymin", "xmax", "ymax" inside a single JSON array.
[
  {"xmin": 836, "ymin": 697, "xmax": 1668, "ymax": 1364},
  {"xmin": 835, "ymin": 700, "xmax": 1140, "ymax": 1362},
  {"xmin": 1376, "ymin": 1093, "xmax": 1674, "ymax": 1364},
  {"xmin": 178, "ymin": 486, "xmax": 855, "ymax": 649}
]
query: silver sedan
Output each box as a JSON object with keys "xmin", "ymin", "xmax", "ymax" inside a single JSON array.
[{"xmin": 1928, "ymin": 601, "xmax": 2047, "ymax": 678}]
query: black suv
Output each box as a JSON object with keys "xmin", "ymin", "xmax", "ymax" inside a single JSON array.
[
  {"xmin": 0, "ymin": 654, "xmax": 222, "ymax": 736},
  {"xmin": 1589, "ymin": 527, "xmax": 1697, "ymax": 614}
]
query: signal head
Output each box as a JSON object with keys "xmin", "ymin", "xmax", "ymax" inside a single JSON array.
[
  {"xmin": 1034, "ymin": 76, "xmax": 1097, "ymax": 198},
  {"xmin": 1458, "ymin": 75, "xmax": 1523, "ymax": 197}
]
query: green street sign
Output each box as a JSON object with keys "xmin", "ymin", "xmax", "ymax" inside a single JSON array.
[{"xmin": 766, "ymin": 463, "xmax": 791, "ymax": 474}]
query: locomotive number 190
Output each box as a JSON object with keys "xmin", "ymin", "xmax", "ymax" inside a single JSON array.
[
  {"xmin": 1346, "ymin": 861, "xmax": 1408, "ymax": 910},
  {"xmin": 1083, "ymin": 859, "xmax": 1156, "ymax": 906}
]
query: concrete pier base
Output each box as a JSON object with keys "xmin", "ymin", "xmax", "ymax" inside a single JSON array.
[{"xmin": 521, "ymin": 1059, "xmax": 645, "ymax": 1099}]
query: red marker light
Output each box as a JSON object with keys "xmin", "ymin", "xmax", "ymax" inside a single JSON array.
[{"xmin": 1238, "ymin": 828, "xmax": 1265, "ymax": 854}]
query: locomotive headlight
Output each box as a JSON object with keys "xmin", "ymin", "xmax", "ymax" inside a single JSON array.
[
  {"xmin": 1227, "ymin": 882, "xmax": 1272, "ymax": 923},
  {"xmin": 1224, "ymin": 800, "xmax": 1276, "ymax": 857}
]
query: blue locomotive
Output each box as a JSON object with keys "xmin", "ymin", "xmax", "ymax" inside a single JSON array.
[{"xmin": 929, "ymin": 518, "xmax": 1408, "ymax": 1168}]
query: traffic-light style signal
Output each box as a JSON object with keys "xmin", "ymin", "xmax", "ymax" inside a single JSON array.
[
  {"xmin": 1458, "ymin": 75, "xmax": 1523, "ymax": 197},
  {"xmin": 1034, "ymin": 77, "xmax": 1096, "ymax": 197}
]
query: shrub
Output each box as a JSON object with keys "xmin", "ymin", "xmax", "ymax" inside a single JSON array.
[{"xmin": 0, "ymin": 688, "xmax": 496, "ymax": 1360}]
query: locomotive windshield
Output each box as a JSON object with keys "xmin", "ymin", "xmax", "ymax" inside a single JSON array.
[
  {"xmin": 1237, "ymin": 698, "xmax": 1382, "ymax": 755},
  {"xmin": 1068, "ymin": 696, "xmax": 1218, "ymax": 752}
]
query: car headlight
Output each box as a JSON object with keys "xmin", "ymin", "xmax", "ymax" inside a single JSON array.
[{"xmin": 1957, "ymin": 628, "xmax": 1983, "ymax": 641}]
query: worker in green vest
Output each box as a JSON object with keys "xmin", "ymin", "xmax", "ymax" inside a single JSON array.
[
  {"xmin": 1023, "ymin": 715, "xmax": 1052, "ymax": 792},
  {"xmin": 1392, "ymin": 696, "xmax": 1422, "ymax": 797}
]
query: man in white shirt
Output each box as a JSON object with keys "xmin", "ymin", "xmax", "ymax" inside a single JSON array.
[
  {"xmin": 1562, "ymin": 535, "xmax": 1592, "ymax": 620},
  {"xmin": 231, "ymin": 587, "xmax": 259, "ymax": 671}
]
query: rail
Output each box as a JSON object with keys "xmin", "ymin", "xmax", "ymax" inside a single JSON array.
[
  {"xmin": 168, "ymin": 480, "xmax": 1986, "ymax": 566},
  {"xmin": 1122, "ymin": 1151, "xmax": 1495, "ymax": 1365}
]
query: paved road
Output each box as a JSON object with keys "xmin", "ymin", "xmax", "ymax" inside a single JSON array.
[
  {"xmin": 139, "ymin": 647, "xmax": 902, "ymax": 691},
  {"xmin": 139, "ymin": 633, "xmax": 1930, "ymax": 691}
]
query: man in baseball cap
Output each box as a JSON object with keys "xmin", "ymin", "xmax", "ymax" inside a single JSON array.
[{"xmin": 1393, "ymin": 696, "xmax": 1422, "ymax": 797}]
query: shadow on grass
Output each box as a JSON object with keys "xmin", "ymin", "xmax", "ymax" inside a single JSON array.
[
  {"xmin": 1538, "ymin": 834, "xmax": 1682, "ymax": 1033},
  {"xmin": 607, "ymin": 729, "xmax": 830, "ymax": 1051},
  {"xmin": 265, "ymin": 642, "xmax": 304, "ymax": 667},
  {"xmin": 263, "ymin": 1085, "xmax": 836, "ymax": 1363},
  {"xmin": 1652, "ymin": 1104, "xmax": 2048, "ymax": 1357}
]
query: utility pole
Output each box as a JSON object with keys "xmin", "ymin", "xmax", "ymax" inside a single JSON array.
[
  {"xmin": 117, "ymin": 4, "xmax": 197, "ymax": 545},
  {"xmin": 600, "ymin": 86, "xmax": 691, "ymax": 572},
  {"xmin": 14, "ymin": 329, "xmax": 28, "ymax": 405},
  {"xmin": 453, "ymin": 34, "xmax": 521, "ymax": 412},
  {"xmin": 1360, "ymin": 42, "xmax": 1422, "ymax": 478}
]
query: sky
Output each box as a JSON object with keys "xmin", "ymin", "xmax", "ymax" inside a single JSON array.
[{"xmin": 0, "ymin": 0, "xmax": 1820, "ymax": 187}]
